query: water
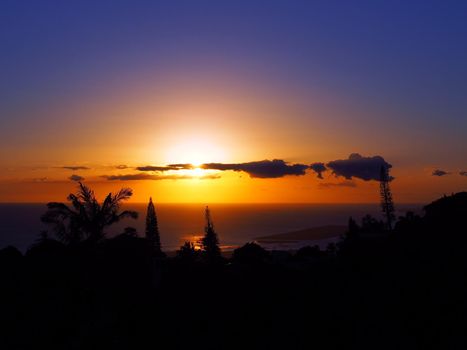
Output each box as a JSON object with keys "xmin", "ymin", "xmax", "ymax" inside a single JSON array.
[{"xmin": 0, "ymin": 203, "xmax": 421, "ymax": 252}]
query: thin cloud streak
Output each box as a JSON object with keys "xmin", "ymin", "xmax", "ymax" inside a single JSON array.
[
  {"xmin": 69, "ymin": 174, "xmax": 85, "ymax": 182},
  {"xmin": 102, "ymin": 174, "xmax": 221, "ymax": 181},
  {"xmin": 432, "ymin": 169, "xmax": 449, "ymax": 177},
  {"xmin": 61, "ymin": 166, "xmax": 90, "ymax": 171},
  {"xmin": 318, "ymin": 181, "xmax": 357, "ymax": 188}
]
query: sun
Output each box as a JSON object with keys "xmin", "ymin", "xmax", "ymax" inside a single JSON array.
[{"xmin": 191, "ymin": 166, "xmax": 205, "ymax": 177}]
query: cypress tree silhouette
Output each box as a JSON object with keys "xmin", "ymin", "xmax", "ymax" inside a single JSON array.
[
  {"xmin": 145, "ymin": 197, "xmax": 161, "ymax": 254},
  {"xmin": 201, "ymin": 206, "xmax": 221, "ymax": 259},
  {"xmin": 379, "ymin": 165, "xmax": 395, "ymax": 231}
]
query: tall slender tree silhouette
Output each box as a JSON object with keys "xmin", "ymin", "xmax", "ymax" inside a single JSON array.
[
  {"xmin": 41, "ymin": 182, "xmax": 138, "ymax": 245},
  {"xmin": 145, "ymin": 197, "xmax": 161, "ymax": 254},
  {"xmin": 379, "ymin": 165, "xmax": 395, "ymax": 231},
  {"xmin": 201, "ymin": 206, "xmax": 221, "ymax": 259}
]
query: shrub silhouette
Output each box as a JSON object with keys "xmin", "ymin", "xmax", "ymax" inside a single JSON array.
[
  {"xmin": 232, "ymin": 242, "xmax": 270, "ymax": 265},
  {"xmin": 176, "ymin": 241, "xmax": 199, "ymax": 262}
]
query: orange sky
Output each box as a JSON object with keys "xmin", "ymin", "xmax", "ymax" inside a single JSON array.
[
  {"xmin": 0, "ymin": 161, "xmax": 465, "ymax": 204},
  {"xmin": 1, "ymin": 73, "xmax": 465, "ymax": 204}
]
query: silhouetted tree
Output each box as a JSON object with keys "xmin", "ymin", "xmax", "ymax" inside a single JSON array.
[
  {"xmin": 361, "ymin": 214, "xmax": 385, "ymax": 233},
  {"xmin": 394, "ymin": 211, "xmax": 422, "ymax": 233},
  {"xmin": 201, "ymin": 206, "xmax": 221, "ymax": 260},
  {"xmin": 145, "ymin": 197, "xmax": 161, "ymax": 254},
  {"xmin": 41, "ymin": 182, "xmax": 138, "ymax": 245},
  {"xmin": 122, "ymin": 227, "xmax": 138, "ymax": 237},
  {"xmin": 176, "ymin": 241, "xmax": 199, "ymax": 262},
  {"xmin": 338, "ymin": 217, "xmax": 360, "ymax": 254},
  {"xmin": 326, "ymin": 242, "xmax": 337, "ymax": 255},
  {"xmin": 380, "ymin": 165, "xmax": 395, "ymax": 231},
  {"xmin": 347, "ymin": 217, "xmax": 360, "ymax": 239}
]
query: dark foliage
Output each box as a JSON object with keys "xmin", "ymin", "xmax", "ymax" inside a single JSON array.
[
  {"xmin": 294, "ymin": 244, "xmax": 324, "ymax": 260},
  {"xmin": 380, "ymin": 165, "xmax": 395, "ymax": 230},
  {"xmin": 145, "ymin": 197, "xmax": 162, "ymax": 254},
  {"xmin": 41, "ymin": 182, "xmax": 138, "ymax": 245},
  {"xmin": 176, "ymin": 241, "xmax": 199, "ymax": 263},
  {"xmin": 2, "ymin": 192, "xmax": 467, "ymax": 349},
  {"xmin": 201, "ymin": 206, "xmax": 221, "ymax": 261},
  {"xmin": 232, "ymin": 242, "xmax": 270, "ymax": 265}
]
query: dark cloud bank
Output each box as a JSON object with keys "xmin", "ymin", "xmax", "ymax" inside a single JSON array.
[
  {"xmin": 326, "ymin": 153, "xmax": 392, "ymax": 181},
  {"xmin": 201, "ymin": 159, "xmax": 308, "ymax": 178},
  {"xmin": 103, "ymin": 154, "xmax": 393, "ymax": 182}
]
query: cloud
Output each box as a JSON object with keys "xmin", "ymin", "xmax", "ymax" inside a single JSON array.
[
  {"xmin": 136, "ymin": 164, "xmax": 196, "ymax": 171},
  {"xmin": 459, "ymin": 171, "xmax": 467, "ymax": 177},
  {"xmin": 136, "ymin": 165, "xmax": 184, "ymax": 172},
  {"xmin": 432, "ymin": 169, "xmax": 449, "ymax": 177},
  {"xmin": 201, "ymin": 159, "xmax": 308, "ymax": 178},
  {"xmin": 115, "ymin": 165, "xmax": 128, "ymax": 169},
  {"xmin": 309, "ymin": 162, "xmax": 327, "ymax": 179},
  {"xmin": 102, "ymin": 174, "xmax": 221, "ymax": 181},
  {"xmin": 318, "ymin": 181, "xmax": 357, "ymax": 188},
  {"xmin": 326, "ymin": 153, "xmax": 392, "ymax": 181},
  {"xmin": 136, "ymin": 166, "xmax": 174, "ymax": 172},
  {"xmin": 199, "ymin": 174, "xmax": 222, "ymax": 180},
  {"xmin": 32, "ymin": 177, "xmax": 48, "ymax": 182},
  {"xmin": 61, "ymin": 166, "xmax": 90, "ymax": 171},
  {"xmin": 69, "ymin": 174, "xmax": 85, "ymax": 182}
]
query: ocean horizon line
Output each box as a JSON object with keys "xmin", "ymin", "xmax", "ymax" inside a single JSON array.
[{"xmin": 0, "ymin": 201, "xmax": 423, "ymax": 205}]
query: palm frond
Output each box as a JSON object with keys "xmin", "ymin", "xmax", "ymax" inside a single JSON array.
[{"xmin": 41, "ymin": 184, "xmax": 135, "ymax": 245}]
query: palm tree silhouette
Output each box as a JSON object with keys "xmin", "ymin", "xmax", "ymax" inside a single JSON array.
[{"xmin": 41, "ymin": 182, "xmax": 138, "ymax": 245}]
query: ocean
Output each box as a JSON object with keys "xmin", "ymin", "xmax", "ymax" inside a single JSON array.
[{"xmin": 0, "ymin": 203, "xmax": 421, "ymax": 252}]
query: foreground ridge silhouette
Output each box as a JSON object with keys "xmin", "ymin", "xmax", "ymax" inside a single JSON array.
[{"xmin": 1, "ymin": 188, "xmax": 467, "ymax": 349}]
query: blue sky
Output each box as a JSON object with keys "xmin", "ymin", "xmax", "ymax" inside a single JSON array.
[{"xmin": 0, "ymin": 0, "xmax": 466, "ymax": 202}]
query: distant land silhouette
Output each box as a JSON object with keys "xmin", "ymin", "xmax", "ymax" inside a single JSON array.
[
  {"xmin": 255, "ymin": 224, "xmax": 346, "ymax": 243},
  {"xmin": 1, "ymin": 203, "xmax": 417, "ymax": 252}
]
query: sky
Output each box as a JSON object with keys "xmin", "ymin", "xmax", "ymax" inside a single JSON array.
[{"xmin": 0, "ymin": 0, "xmax": 466, "ymax": 203}]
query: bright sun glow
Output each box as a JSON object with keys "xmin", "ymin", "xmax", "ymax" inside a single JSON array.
[{"xmin": 164, "ymin": 137, "xmax": 227, "ymax": 166}]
